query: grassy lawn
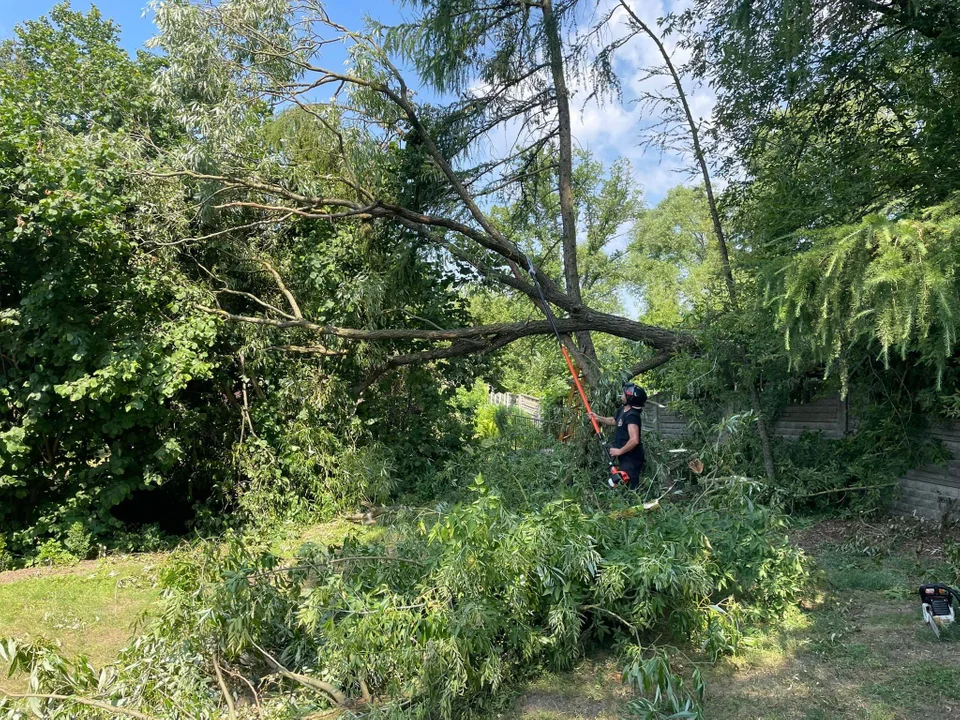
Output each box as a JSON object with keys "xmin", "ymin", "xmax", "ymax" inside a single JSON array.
[
  {"xmin": 513, "ymin": 519, "xmax": 960, "ymax": 720},
  {"xmin": 0, "ymin": 556, "xmax": 163, "ymax": 691},
  {"xmin": 0, "ymin": 518, "xmax": 382, "ymax": 692}
]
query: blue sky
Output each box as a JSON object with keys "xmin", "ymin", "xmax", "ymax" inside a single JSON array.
[{"xmin": 0, "ymin": 0, "xmax": 406, "ymax": 51}]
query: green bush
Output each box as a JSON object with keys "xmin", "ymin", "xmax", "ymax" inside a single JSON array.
[
  {"xmin": 31, "ymin": 540, "xmax": 77, "ymax": 568},
  {"xmin": 0, "ymin": 536, "xmax": 13, "ymax": 571},
  {"xmin": 474, "ymin": 403, "xmax": 502, "ymax": 439},
  {"xmin": 63, "ymin": 522, "xmax": 92, "ymax": 560}
]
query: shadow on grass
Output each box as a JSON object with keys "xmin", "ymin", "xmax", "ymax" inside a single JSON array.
[
  {"xmin": 701, "ymin": 544, "xmax": 960, "ymax": 719},
  {"xmin": 510, "ymin": 527, "xmax": 960, "ymax": 720}
]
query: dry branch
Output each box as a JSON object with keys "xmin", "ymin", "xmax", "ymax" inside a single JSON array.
[
  {"xmin": 0, "ymin": 688, "xmax": 159, "ymax": 720},
  {"xmin": 213, "ymin": 655, "xmax": 238, "ymax": 720},
  {"xmin": 261, "ymin": 260, "xmax": 303, "ymax": 319},
  {"xmin": 254, "ymin": 643, "xmax": 347, "ymax": 707}
]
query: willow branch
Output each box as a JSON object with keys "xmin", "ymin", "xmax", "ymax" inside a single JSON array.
[
  {"xmin": 0, "ymin": 689, "xmax": 158, "ymax": 720},
  {"xmin": 629, "ymin": 351, "xmax": 676, "ymax": 378},
  {"xmin": 254, "ymin": 643, "xmax": 347, "ymax": 707},
  {"xmin": 267, "ymin": 344, "xmax": 347, "ymax": 356},
  {"xmin": 261, "ymin": 260, "xmax": 303, "ymax": 319},
  {"xmin": 213, "ymin": 655, "xmax": 238, "ymax": 720}
]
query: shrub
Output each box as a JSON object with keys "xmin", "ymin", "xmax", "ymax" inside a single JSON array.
[
  {"xmin": 64, "ymin": 522, "xmax": 92, "ymax": 560},
  {"xmin": 0, "ymin": 536, "xmax": 13, "ymax": 571},
  {"xmin": 32, "ymin": 540, "xmax": 77, "ymax": 568}
]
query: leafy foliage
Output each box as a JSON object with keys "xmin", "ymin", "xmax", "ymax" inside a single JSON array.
[
  {"xmin": 627, "ymin": 186, "xmax": 725, "ymax": 328},
  {"xmin": 772, "ymin": 198, "xmax": 960, "ymax": 387},
  {"xmin": 0, "ymin": 5, "xmax": 232, "ymax": 557},
  {"xmin": 0, "ymin": 464, "xmax": 807, "ymax": 719},
  {"xmin": 622, "ymin": 645, "xmax": 705, "ymax": 720}
]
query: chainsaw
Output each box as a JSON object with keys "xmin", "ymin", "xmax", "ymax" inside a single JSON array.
[{"xmin": 919, "ymin": 583, "xmax": 960, "ymax": 639}]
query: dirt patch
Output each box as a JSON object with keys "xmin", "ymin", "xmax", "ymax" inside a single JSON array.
[
  {"xmin": 790, "ymin": 518, "xmax": 855, "ymax": 551},
  {"xmin": 790, "ymin": 516, "xmax": 960, "ymax": 558},
  {"xmin": 0, "ymin": 559, "xmax": 102, "ymax": 585},
  {"xmin": 518, "ymin": 693, "xmax": 608, "ymax": 719},
  {"xmin": 511, "ymin": 657, "xmax": 633, "ymax": 720}
]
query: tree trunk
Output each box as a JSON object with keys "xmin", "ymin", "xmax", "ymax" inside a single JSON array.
[
  {"xmin": 749, "ymin": 381, "xmax": 777, "ymax": 483},
  {"xmin": 542, "ymin": 0, "xmax": 599, "ymax": 378}
]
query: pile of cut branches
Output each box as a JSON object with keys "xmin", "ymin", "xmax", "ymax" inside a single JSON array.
[{"xmin": 0, "ymin": 478, "xmax": 806, "ymax": 720}]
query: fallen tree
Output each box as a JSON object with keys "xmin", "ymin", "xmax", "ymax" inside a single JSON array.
[
  {"xmin": 0, "ymin": 470, "xmax": 808, "ymax": 720},
  {"xmin": 146, "ymin": 0, "xmax": 696, "ymax": 391}
]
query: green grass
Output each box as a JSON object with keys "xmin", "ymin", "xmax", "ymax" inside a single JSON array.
[
  {"xmin": 866, "ymin": 662, "xmax": 960, "ymax": 712},
  {"xmin": 0, "ymin": 517, "xmax": 388, "ymax": 693},
  {"xmin": 0, "ymin": 557, "xmax": 162, "ymax": 692},
  {"xmin": 509, "ymin": 520, "xmax": 960, "ymax": 720},
  {"xmin": 0, "ymin": 560, "xmax": 160, "ymax": 660}
]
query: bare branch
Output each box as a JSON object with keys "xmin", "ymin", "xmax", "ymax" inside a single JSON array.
[
  {"xmin": 213, "ymin": 655, "xmax": 238, "ymax": 720},
  {"xmin": 218, "ymin": 288, "xmax": 296, "ymax": 320},
  {"xmin": 629, "ymin": 351, "xmax": 675, "ymax": 378},
  {"xmin": 254, "ymin": 643, "xmax": 347, "ymax": 707},
  {"xmin": 0, "ymin": 688, "xmax": 158, "ymax": 720},
  {"xmin": 147, "ymin": 214, "xmax": 293, "ymax": 248},
  {"xmin": 267, "ymin": 344, "xmax": 347, "ymax": 356},
  {"xmin": 261, "ymin": 260, "xmax": 303, "ymax": 319},
  {"xmin": 616, "ymin": 0, "xmax": 737, "ymax": 306}
]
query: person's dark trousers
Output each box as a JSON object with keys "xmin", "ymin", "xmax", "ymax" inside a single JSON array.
[{"xmin": 619, "ymin": 448, "xmax": 645, "ymax": 491}]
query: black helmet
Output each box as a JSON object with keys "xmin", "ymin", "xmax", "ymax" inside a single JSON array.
[{"xmin": 623, "ymin": 383, "xmax": 647, "ymax": 408}]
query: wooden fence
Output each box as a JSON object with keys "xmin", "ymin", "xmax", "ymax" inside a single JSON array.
[
  {"xmin": 891, "ymin": 422, "xmax": 960, "ymax": 520},
  {"xmin": 488, "ymin": 391, "xmax": 542, "ymax": 423},
  {"xmin": 641, "ymin": 397, "xmax": 688, "ymax": 439},
  {"xmin": 771, "ymin": 394, "xmax": 848, "ymax": 440},
  {"xmin": 637, "ymin": 393, "xmax": 960, "ymax": 521}
]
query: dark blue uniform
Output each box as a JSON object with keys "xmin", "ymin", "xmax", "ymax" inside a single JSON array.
[{"xmin": 613, "ymin": 406, "xmax": 645, "ymax": 490}]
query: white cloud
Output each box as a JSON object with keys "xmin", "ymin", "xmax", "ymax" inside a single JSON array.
[
  {"xmin": 449, "ymin": 0, "xmax": 716, "ymax": 211},
  {"xmin": 564, "ymin": 0, "xmax": 716, "ymax": 205}
]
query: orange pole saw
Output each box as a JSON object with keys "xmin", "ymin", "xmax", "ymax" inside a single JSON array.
[{"xmin": 524, "ymin": 256, "xmax": 630, "ymax": 488}]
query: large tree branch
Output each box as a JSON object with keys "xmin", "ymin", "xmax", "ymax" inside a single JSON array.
[
  {"xmin": 201, "ymin": 304, "xmax": 688, "ymax": 349},
  {"xmin": 629, "ymin": 351, "xmax": 676, "ymax": 378},
  {"xmin": 154, "ymin": 9, "xmax": 701, "ymax": 393}
]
